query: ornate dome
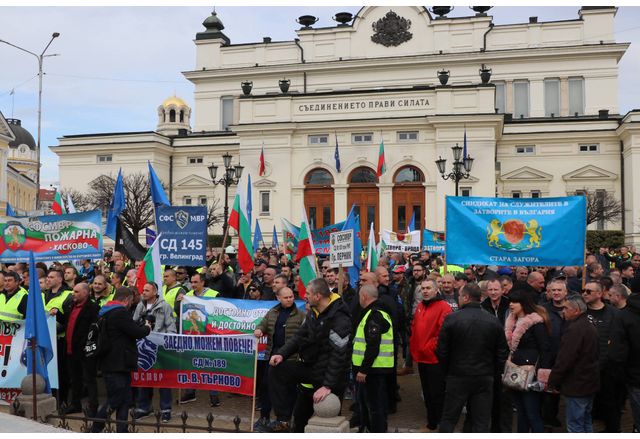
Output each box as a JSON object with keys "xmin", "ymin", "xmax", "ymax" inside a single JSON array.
[
  {"xmin": 6, "ymin": 119, "xmax": 36, "ymax": 150},
  {"xmin": 161, "ymin": 95, "xmax": 189, "ymax": 108},
  {"xmin": 157, "ymin": 95, "xmax": 191, "ymax": 136},
  {"xmin": 203, "ymin": 10, "xmax": 225, "ymax": 31}
]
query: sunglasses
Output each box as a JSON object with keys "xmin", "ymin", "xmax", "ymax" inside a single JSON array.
[
  {"xmin": 249, "ymin": 287, "xmax": 258, "ymax": 291},
  {"xmin": 581, "ymin": 288, "xmax": 596, "ymax": 294}
]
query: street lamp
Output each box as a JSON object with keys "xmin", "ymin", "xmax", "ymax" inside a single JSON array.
[
  {"xmin": 208, "ymin": 152, "xmax": 244, "ymax": 240},
  {"xmin": 435, "ymin": 143, "xmax": 474, "ymax": 196},
  {"xmin": 0, "ymin": 32, "xmax": 60, "ymax": 209}
]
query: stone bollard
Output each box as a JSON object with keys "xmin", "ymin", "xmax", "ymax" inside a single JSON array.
[
  {"xmin": 12, "ymin": 374, "xmax": 57, "ymax": 420},
  {"xmin": 304, "ymin": 393, "xmax": 350, "ymax": 433}
]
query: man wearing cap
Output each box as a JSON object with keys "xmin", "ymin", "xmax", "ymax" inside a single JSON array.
[{"xmin": 253, "ymin": 259, "xmax": 268, "ymax": 285}]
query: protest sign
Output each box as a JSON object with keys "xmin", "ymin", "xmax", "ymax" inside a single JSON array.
[
  {"xmin": 380, "ymin": 229, "xmax": 421, "ymax": 253},
  {"xmin": 180, "ymin": 296, "xmax": 305, "ymax": 361},
  {"xmin": 131, "ymin": 332, "xmax": 256, "ymax": 395},
  {"xmin": 423, "ymin": 229, "xmax": 445, "ymax": 253},
  {"xmin": 0, "ymin": 211, "xmax": 103, "ymax": 263},
  {"xmin": 156, "ymin": 205, "xmax": 207, "ymax": 266},
  {"xmin": 330, "ymin": 230, "xmax": 354, "ymax": 268},
  {"xmin": 446, "ymin": 196, "xmax": 587, "ymax": 266},
  {"xmin": 281, "ymin": 218, "xmax": 346, "ymax": 255},
  {"xmin": 0, "ymin": 318, "xmax": 58, "ymax": 404}
]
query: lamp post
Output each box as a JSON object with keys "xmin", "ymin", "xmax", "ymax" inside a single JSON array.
[
  {"xmin": 435, "ymin": 143, "xmax": 474, "ymax": 196},
  {"xmin": 208, "ymin": 152, "xmax": 244, "ymax": 240},
  {"xmin": 0, "ymin": 32, "xmax": 60, "ymax": 209}
]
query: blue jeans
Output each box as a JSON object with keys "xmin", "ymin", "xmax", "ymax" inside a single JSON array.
[
  {"xmin": 136, "ymin": 387, "xmax": 172, "ymax": 413},
  {"xmin": 629, "ymin": 386, "xmax": 640, "ymax": 431},
  {"xmin": 565, "ymin": 396, "xmax": 593, "ymax": 433},
  {"xmin": 512, "ymin": 390, "xmax": 544, "ymax": 433},
  {"xmin": 91, "ymin": 372, "xmax": 133, "ymax": 433}
]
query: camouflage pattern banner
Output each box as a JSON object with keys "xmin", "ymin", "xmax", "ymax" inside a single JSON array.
[
  {"xmin": 180, "ymin": 296, "xmax": 305, "ymax": 361},
  {"xmin": 0, "ymin": 211, "xmax": 103, "ymax": 262},
  {"xmin": 132, "ymin": 332, "xmax": 256, "ymax": 395},
  {"xmin": 445, "ymin": 196, "xmax": 586, "ymax": 266}
]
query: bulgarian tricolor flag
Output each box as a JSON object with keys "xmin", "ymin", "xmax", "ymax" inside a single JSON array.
[
  {"xmin": 295, "ymin": 208, "xmax": 317, "ymax": 299},
  {"xmin": 52, "ymin": 190, "xmax": 66, "ymax": 215},
  {"xmin": 366, "ymin": 222, "xmax": 378, "ymax": 272},
  {"xmin": 136, "ymin": 235, "xmax": 163, "ymax": 297},
  {"xmin": 376, "ymin": 138, "xmax": 386, "ymax": 177},
  {"xmin": 229, "ymin": 175, "xmax": 254, "ymax": 275},
  {"xmin": 259, "ymin": 142, "xmax": 266, "ymax": 177}
]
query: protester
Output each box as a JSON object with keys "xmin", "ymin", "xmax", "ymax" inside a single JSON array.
[
  {"xmin": 0, "ymin": 271, "xmax": 28, "ymax": 321},
  {"xmin": 609, "ymin": 284, "xmax": 629, "ymax": 309},
  {"xmin": 162, "ymin": 269, "xmax": 187, "ymax": 315},
  {"xmin": 436, "ymin": 283, "xmax": 508, "ymax": 432},
  {"xmin": 206, "ymin": 262, "xmax": 235, "ymax": 297},
  {"xmin": 547, "ymin": 296, "xmax": 600, "ymax": 433},
  {"xmin": 91, "ymin": 275, "xmax": 114, "ymax": 307}
]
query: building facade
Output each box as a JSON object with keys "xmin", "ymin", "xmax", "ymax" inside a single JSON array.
[
  {"xmin": 53, "ymin": 6, "xmax": 640, "ymax": 244},
  {"xmin": 0, "ymin": 114, "xmax": 37, "ymax": 215}
]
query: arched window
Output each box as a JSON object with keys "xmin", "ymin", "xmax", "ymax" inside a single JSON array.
[
  {"xmin": 394, "ymin": 166, "xmax": 424, "ymax": 184},
  {"xmin": 305, "ymin": 168, "xmax": 334, "ymax": 186},
  {"xmin": 179, "ymin": 111, "xmax": 184, "ymax": 123},
  {"xmin": 169, "ymin": 109, "xmax": 176, "ymax": 122},
  {"xmin": 349, "ymin": 167, "xmax": 378, "ymax": 184}
]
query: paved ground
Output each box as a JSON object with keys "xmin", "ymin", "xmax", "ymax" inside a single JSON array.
[{"xmin": 0, "ymin": 370, "xmax": 636, "ymax": 432}]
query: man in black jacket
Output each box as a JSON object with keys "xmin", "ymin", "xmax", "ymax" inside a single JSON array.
[
  {"xmin": 436, "ymin": 283, "xmax": 509, "ymax": 433},
  {"xmin": 91, "ymin": 288, "xmax": 151, "ymax": 433},
  {"xmin": 268, "ymin": 278, "xmax": 352, "ymax": 432}
]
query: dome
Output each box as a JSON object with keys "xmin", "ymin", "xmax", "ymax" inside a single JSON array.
[
  {"xmin": 6, "ymin": 119, "xmax": 36, "ymax": 150},
  {"xmin": 161, "ymin": 95, "xmax": 189, "ymax": 108},
  {"xmin": 203, "ymin": 11, "xmax": 224, "ymax": 31}
]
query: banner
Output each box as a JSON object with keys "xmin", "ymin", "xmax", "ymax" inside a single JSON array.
[
  {"xmin": 180, "ymin": 296, "xmax": 305, "ymax": 361},
  {"xmin": 380, "ymin": 229, "xmax": 421, "ymax": 253},
  {"xmin": 0, "ymin": 211, "xmax": 103, "ymax": 263},
  {"xmin": 423, "ymin": 229, "xmax": 445, "ymax": 253},
  {"xmin": 131, "ymin": 332, "xmax": 256, "ymax": 395},
  {"xmin": 0, "ymin": 318, "xmax": 58, "ymax": 404},
  {"xmin": 281, "ymin": 218, "xmax": 346, "ymax": 255},
  {"xmin": 446, "ymin": 196, "xmax": 587, "ymax": 266},
  {"xmin": 156, "ymin": 205, "xmax": 207, "ymax": 266}
]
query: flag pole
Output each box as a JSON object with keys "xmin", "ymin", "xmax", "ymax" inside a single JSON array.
[
  {"xmin": 443, "ymin": 195, "xmax": 448, "ymax": 275},
  {"xmin": 31, "ymin": 336, "xmax": 37, "ymax": 421},
  {"xmin": 250, "ymin": 339, "xmax": 258, "ymax": 432},
  {"xmin": 582, "ymin": 196, "xmax": 588, "ymax": 289}
]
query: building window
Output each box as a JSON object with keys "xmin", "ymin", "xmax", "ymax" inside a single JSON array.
[
  {"xmin": 97, "ymin": 154, "xmax": 112, "ymax": 163},
  {"xmin": 260, "ymin": 191, "xmax": 270, "ymax": 214},
  {"xmin": 495, "ymin": 82, "xmax": 506, "ymax": 114},
  {"xmin": 515, "ymin": 145, "xmax": 535, "ymax": 155},
  {"xmin": 183, "ymin": 196, "xmax": 192, "ymax": 205},
  {"xmin": 579, "ymin": 144, "xmax": 599, "ymax": 153},
  {"xmin": 221, "ymin": 96, "xmax": 234, "ymax": 130},
  {"xmin": 569, "ymin": 77, "xmax": 585, "ymax": 116},
  {"xmin": 308, "ymin": 134, "xmax": 329, "ymax": 145},
  {"xmin": 575, "ymin": 189, "xmax": 587, "ymax": 196},
  {"xmin": 352, "ymin": 133, "xmax": 373, "ymax": 143},
  {"xmin": 513, "ymin": 81, "xmax": 530, "ymax": 118},
  {"xmin": 460, "ymin": 187, "xmax": 472, "ymax": 197},
  {"xmin": 397, "ymin": 131, "xmax": 418, "ymax": 142},
  {"xmin": 544, "ymin": 78, "xmax": 560, "ymax": 117},
  {"xmin": 512, "ymin": 191, "xmax": 522, "ymax": 198},
  {"xmin": 199, "ymin": 196, "xmax": 207, "ymax": 206},
  {"xmin": 531, "ymin": 190, "xmax": 541, "ymax": 198},
  {"xmin": 188, "ymin": 157, "xmax": 204, "ymax": 164}
]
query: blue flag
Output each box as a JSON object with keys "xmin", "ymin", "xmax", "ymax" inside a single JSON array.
[
  {"xmin": 423, "ymin": 228, "xmax": 446, "ymax": 253},
  {"xmin": 146, "ymin": 227, "xmax": 157, "ymax": 246},
  {"xmin": 6, "ymin": 202, "xmax": 16, "ymax": 217},
  {"xmin": 24, "ymin": 251, "xmax": 54, "ymax": 393},
  {"xmin": 341, "ymin": 204, "xmax": 362, "ymax": 289},
  {"xmin": 272, "ymin": 225, "xmax": 279, "ymax": 250},
  {"xmin": 148, "ymin": 161, "xmax": 170, "ymax": 207},
  {"xmin": 253, "ymin": 219, "xmax": 264, "ymax": 251},
  {"xmin": 334, "ymin": 133, "xmax": 341, "ymax": 173},
  {"xmin": 247, "ymin": 174, "xmax": 253, "ymax": 227},
  {"xmin": 105, "ymin": 168, "xmax": 126, "ymax": 240},
  {"xmin": 407, "ymin": 211, "xmax": 416, "ymax": 233}
]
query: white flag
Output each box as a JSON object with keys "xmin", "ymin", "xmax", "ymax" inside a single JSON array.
[{"xmin": 66, "ymin": 193, "xmax": 76, "ymax": 213}]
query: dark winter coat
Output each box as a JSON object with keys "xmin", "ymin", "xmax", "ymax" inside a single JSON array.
[
  {"xmin": 505, "ymin": 312, "xmax": 553, "ymax": 369},
  {"xmin": 586, "ymin": 304, "xmax": 619, "ymax": 369},
  {"xmin": 63, "ymin": 299, "xmax": 100, "ymax": 358},
  {"xmin": 481, "ymin": 296, "xmax": 510, "ymax": 327},
  {"xmin": 352, "ymin": 300, "xmax": 393, "ymax": 375},
  {"xmin": 98, "ymin": 302, "xmax": 150, "ymax": 373},
  {"xmin": 608, "ymin": 293, "xmax": 640, "ymax": 387},
  {"xmin": 256, "ymin": 303, "xmax": 305, "ymax": 358},
  {"xmin": 548, "ymin": 313, "xmax": 600, "ymax": 397},
  {"xmin": 542, "ymin": 302, "xmax": 567, "ymax": 365}
]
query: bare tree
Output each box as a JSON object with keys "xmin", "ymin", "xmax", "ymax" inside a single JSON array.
[
  {"xmin": 59, "ymin": 188, "xmax": 91, "ymax": 212},
  {"xmin": 581, "ymin": 189, "xmax": 623, "ymax": 226},
  {"xmin": 207, "ymin": 197, "xmax": 224, "ymax": 229}
]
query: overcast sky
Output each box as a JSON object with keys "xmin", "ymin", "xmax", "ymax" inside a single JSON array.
[{"xmin": 1, "ymin": 5, "xmax": 640, "ymax": 187}]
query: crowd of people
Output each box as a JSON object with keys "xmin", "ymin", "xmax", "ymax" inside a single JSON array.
[{"xmin": 0, "ymin": 243, "xmax": 639, "ymax": 433}]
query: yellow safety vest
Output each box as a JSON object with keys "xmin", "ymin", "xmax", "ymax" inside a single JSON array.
[
  {"xmin": 186, "ymin": 288, "xmax": 219, "ymax": 298},
  {"xmin": 97, "ymin": 288, "xmax": 116, "ymax": 308},
  {"xmin": 439, "ymin": 264, "xmax": 464, "ymax": 275},
  {"xmin": 163, "ymin": 284, "xmax": 183, "ymax": 313},
  {"xmin": 352, "ymin": 308, "xmax": 394, "ymax": 368},
  {"xmin": 0, "ymin": 287, "xmax": 28, "ymax": 321},
  {"xmin": 44, "ymin": 290, "xmax": 72, "ymax": 314}
]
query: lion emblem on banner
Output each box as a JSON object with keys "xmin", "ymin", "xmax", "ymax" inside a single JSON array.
[
  {"xmin": 486, "ymin": 219, "xmax": 542, "ymax": 251},
  {"xmin": 3, "ymin": 221, "xmax": 26, "ymax": 252}
]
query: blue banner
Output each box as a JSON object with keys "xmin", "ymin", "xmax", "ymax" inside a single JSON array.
[
  {"xmin": 445, "ymin": 196, "xmax": 586, "ymax": 266},
  {"xmin": 156, "ymin": 206, "xmax": 207, "ymax": 266},
  {"xmin": 423, "ymin": 228, "xmax": 445, "ymax": 253}
]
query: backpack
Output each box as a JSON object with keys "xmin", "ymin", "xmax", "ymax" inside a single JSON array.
[{"xmin": 84, "ymin": 316, "xmax": 111, "ymax": 359}]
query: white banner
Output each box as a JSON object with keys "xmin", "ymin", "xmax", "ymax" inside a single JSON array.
[{"xmin": 381, "ymin": 229, "xmax": 421, "ymax": 253}]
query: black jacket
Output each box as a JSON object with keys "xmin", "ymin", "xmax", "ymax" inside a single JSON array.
[
  {"xmin": 542, "ymin": 302, "xmax": 567, "ymax": 364},
  {"xmin": 98, "ymin": 304, "xmax": 150, "ymax": 373},
  {"xmin": 63, "ymin": 299, "xmax": 99, "ymax": 358},
  {"xmin": 276, "ymin": 294, "xmax": 352, "ymax": 392},
  {"xmin": 353, "ymin": 300, "xmax": 393, "ymax": 375},
  {"xmin": 511, "ymin": 319, "xmax": 553, "ymax": 369},
  {"xmin": 480, "ymin": 296, "xmax": 510, "ymax": 327},
  {"xmin": 608, "ymin": 293, "xmax": 640, "ymax": 387},
  {"xmin": 436, "ymin": 302, "xmax": 508, "ymax": 377},
  {"xmin": 206, "ymin": 272, "xmax": 235, "ymax": 298},
  {"xmin": 586, "ymin": 304, "xmax": 618, "ymax": 369}
]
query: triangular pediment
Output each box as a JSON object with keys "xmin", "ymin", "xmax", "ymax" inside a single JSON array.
[
  {"xmin": 254, "ymin": 178, "xmax": 276, "ymax": 188},
  {"xmin": 562, "ymin": 165, "xmax": 617, "ymax": 181},
  {"xmin": 0, "ymin": 111, "xmax": 15, "ymax": 142},
  {"xmin": 501, "ymin": 166, "xmax": 553, "ymax": 182},
  {"xmin": 174, "ymin": 174, "xmax": 211, "ymax": 188}
]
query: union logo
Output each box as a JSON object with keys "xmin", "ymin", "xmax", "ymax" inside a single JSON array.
[
  {"xmin": 390, "ymin": 231, "xmax": 412, "ymax": 244},
  {"xmin": 486, "ymin": 218, "xmax": 542, "ymax": 252},
  {"xmin": 175, "ymin": 210, "xmax": 189, "ymax": 230},
  {"xmin": 3, "ymin": 221, "xmax": 26, "ymax": 252}
]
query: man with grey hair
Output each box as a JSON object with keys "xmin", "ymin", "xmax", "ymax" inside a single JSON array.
[
  {"xmin": 609, "ymin": 284, "xmax": 629, "ymax": 310},
  {"xmin": 547, "ymin": 296, "xmax": 600, "ymax": 433}
]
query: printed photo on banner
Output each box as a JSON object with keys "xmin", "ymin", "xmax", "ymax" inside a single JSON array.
[
  {"xmin": 445, "ymin": 196, "xmax": 587, "ymax": 266},
  {"xmin": 0, "ymin": 211, "xmax": 103, "ymax": 263},
  {"xmin": 155, "ymin": 205, "xmax": 207, "ymax": 266}
]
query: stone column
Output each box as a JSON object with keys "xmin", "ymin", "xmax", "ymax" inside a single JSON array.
[
  {"xmin": 424, "ymin": 182, "xmax": 438, "ymax": 229},
  {"xmin": 333, "ymin": 184, "xmax": 348, "ymax": 221},
  {"xmin": 378, "ymin": 183, "xmax": 394, "ymax": 232}
]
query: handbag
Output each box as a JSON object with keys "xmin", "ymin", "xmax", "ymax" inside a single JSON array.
[{"xmin": 501, "ymin": 356, "xmax": 536, "ymax": 391}]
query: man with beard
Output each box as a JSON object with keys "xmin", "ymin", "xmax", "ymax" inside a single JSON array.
[{"xmin": 91, "ymin": 275, "xmax": 114, "ymax": 307}]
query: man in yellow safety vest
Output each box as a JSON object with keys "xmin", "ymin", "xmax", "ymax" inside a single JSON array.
[{"xmin": 0, "ymin": 271, "xmax": 28, "ymax": 321}]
